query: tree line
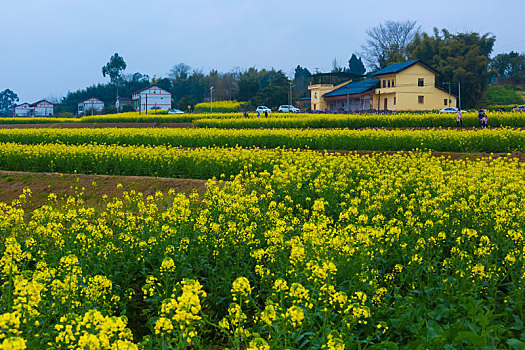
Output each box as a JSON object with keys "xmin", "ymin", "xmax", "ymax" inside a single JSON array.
[{"xmin": 1, "ymin": 20, "xmax": 524, "ymax": 116}]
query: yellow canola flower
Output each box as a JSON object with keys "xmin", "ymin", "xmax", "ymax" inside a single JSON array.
[
  {"xmin": 231, "ymin": 277, "xmax": 252, "ymax": 301},
  {"xmin": 0, "ymin": 337, "xmax": 26, "ymax": 350},
  {"xmin": 285, "ymin": 305, "xmax": 305, "ymax": 328}
]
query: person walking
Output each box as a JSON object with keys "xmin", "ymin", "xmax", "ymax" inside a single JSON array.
[
  {"xmin": 264, "ymin": 110, "xmax": 268, "ymax": 118},
  {"xmin": 456, "ymin": 109, "xmax": 463, "ymax": 127},
  {"xmin": 481, "ymin": 113, "xmax": 488, "ymax": 128},
  {"xmin": 478, "ymin": 108, "xmax": 485, "ymax": 128}
]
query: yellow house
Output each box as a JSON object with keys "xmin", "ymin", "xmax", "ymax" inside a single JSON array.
[{"xmin": 309, "ymin": 60, "xmax": 457, "ymax": 112}]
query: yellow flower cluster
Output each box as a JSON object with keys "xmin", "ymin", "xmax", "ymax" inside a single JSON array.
[
  {"xmin": 54, "ymin": 310, "xmax": 136, "ymax": 349},
  {"xmin": 154, "ymin": 279, "xmax": 206, "ymax": 344},
  {"xmin": 0, "ymin": 147, "xmax": 524, "ymax": 348}
]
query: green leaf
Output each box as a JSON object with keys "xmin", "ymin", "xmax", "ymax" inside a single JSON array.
[
  {"xmin": 455, "ymin": 331, "xmax": 486, "ymax": 347},
  {"xmin": 507, "ymin": 339, "xmax": 525, "ymax": 350}
]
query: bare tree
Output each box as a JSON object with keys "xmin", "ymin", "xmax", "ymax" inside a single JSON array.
[
  {"xmin": 331, "ymin": 58, "xmax": 344, "ymax": 73},
  {"xmin": 168, "ymin": 63, "xmax": 192, "ymax": 79},
  {"xmin": 360, "ymin": 20, "xmax": 421, "ymax": 71}
]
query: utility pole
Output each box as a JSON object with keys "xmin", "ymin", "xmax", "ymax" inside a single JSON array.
[
  {"xmin": 210, "ymin": 86, "xmax": 214, "ymax": 112},
  {"xmin": 377, "ymin": 90, "xmax": 381, "ymax": 111},
  {"xmin": 346, "ymin": 85, "xmax": 350, "ymax": 114},
  {"xmin": 458, "ymin": 81, "xmax": 461, "ymax": 109},
  {"xmin": 289, "ymin": 82, "xmax": 294, "ymax": 110}
]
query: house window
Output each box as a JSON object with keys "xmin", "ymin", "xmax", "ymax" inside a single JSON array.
[
  {"xmin": 418, "ymin": 96, "xmax": 424, "ymax": 104},
  {"xmin": 383, "ymin": 80, "xmax": 386, "ymax": 88},
  {"xmin": 394, "ymin": 97, "xmax": 396, "ymax": 105},
  {"xmin": 314, "ymin": 92, "xmax": 317, "ymax": 99},
  {"xmin": 392, "ymin": 79, "xmax": 395, "ymax": 87},
  {"xmin": 418, "ymin": 78, "xmax": 424, "ymax": 87},
  {"xmin": 444, "ymin": 99, "xmax": 448, "ymax": 106},
  {"xmin": 388, "ymin": 80, "xmax": 391, "ymax": 87}
]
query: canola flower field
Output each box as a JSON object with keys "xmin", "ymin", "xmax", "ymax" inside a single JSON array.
[
  {"xmin": 1, "ymin": 148, "xmax": 525, "ymax": 349},
  {"xmin": 194, "ymin": 111, "xmax": 525, "ymax": 129},
  {"xmin": 194, "ymin": 101, "xmax": 247, "ymax": 113},
  {"xmin": 2, "ymin": 110, "xmax": 525, "ymax": 128},
  {"xmin": 0, "ymin": 127, "xmax": 524, "ymax": 153}
]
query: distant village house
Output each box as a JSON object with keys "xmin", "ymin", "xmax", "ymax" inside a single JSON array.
[
  {"xmin": 131, "ymin": 86, "xmax": 171, "ymax": 112},
  {"xmin": 78, "ymin": 98, "xmax": 104, "ymax": 116},
  {"xmin": 14, "ymin": 100, "xmax": 54, "ymax": 117}
]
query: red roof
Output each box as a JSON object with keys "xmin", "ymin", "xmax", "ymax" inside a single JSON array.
[
  {"xmin": 29, "ymin": 100, "xmax": 54, "ymax": 107},
  {"xmin": 131, "ymin": 85, "xmax": 170, "ymax": 95}
]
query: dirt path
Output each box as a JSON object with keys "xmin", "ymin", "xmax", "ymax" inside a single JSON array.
[{"xmin": 0, "ymin": 171, "xmax": 206, "ymax": 210}]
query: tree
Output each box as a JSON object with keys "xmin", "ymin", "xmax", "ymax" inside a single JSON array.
[
  {"xmin": 348, "ymin": 54, "xmax": 366, "ymax": 75},
  {"xmin": 331, "ymin": 58, "xmax": 344, "ymax": 73},
  {"xmin": 407, "ymin": 29, "xmax": 496, "ymax": 108},
  {"xmin": 293, "ymin": 65, "xmax": 311, "ymax": 99},
  {"xmin": 102, "ymin": 53, "xmax": 127, "ymax": 99},
  {"xmin": 168, "ymin": 63, "xmax": 191, "ymax": 80},
  {"xmin": 250, "ymin": 70, "xmax": 289, "ymax": 108},
  {"xmin": 490, "ymin": 51, "xmax": 525, "ymax": 81},
  {"xmin": 0, "ymin": 89, "xmax": 19, "ymax": 115},
  {"xmin": 56, "ymin": 72, "xmax": 150, "ymax": 114},
  {"xmin": 360, "ymin": 20, "xmax": 421, "ymax": 71},
  {"xmin": 238, "ymin": 67, "xmax": 261, "ymax": 102}
]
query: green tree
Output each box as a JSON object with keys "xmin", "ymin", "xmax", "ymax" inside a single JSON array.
[
  {"xmin": 0, "ymin": 89, "xmax": 19, "ymax": 116},
  {"xmin": 102, "ymin": 53, "xmax": 127, "ymax": 99},
  {"xmin": 56, "ymin": 72, "xmax": 149, "ymax": 114},
  {"xmin": 250, "ymin": 70, "xmax": 289, "ymax": 108},
  {"xmin": 293, "ymin": 65, "xmax": 311, "ymax": 99},
  {"xmin": 348, "ymin": 54, "xmax": 366, "ymax": 75},
  {"xmin": 238, "ymin": 67, "xmax": 261, "ymax": 102},
  {"xmin": 407, "ymin": 29, "xmax": 496, "ymax": 108},
  {"xmin": 490, "ymin": 51, "xmax": 525, "ymax": 81}
]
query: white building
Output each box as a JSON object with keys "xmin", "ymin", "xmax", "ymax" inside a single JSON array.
[
  {"xmin": 132, "ymin": 86, "xmax": 171, "ymax": 112},
  {"xmin": 14, "ymin": 100, "xmax": 54, "ymax": 117},
  {"xmin": 78, "ymin": 98, "xmax": 104, "ymax": 116},
  {"xmin": 31, "ymin": 100, "xmax": 54, "ymax": 117},
  {"xmin": 14, "ymin": 103, "xmax": 32, "ymax": 117}
]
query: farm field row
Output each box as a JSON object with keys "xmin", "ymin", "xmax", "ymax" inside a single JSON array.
[
  {"xmin": 1, "ymin": 150, "xmax": 524, "ymax": 348},
  {"xmin": 3, "ymin": 111, "xmax": 525, "ymax": 128},
  {"xmin": 0, "ymin": 112, "xmax": 237, "ymax": 125},
  {"xmin": 1, "ymin": 127, "xmax": 525, "ymax": 153},
  {"xmin": 195, "ymin": 111, "xmax": 525, "ymax": 128}
]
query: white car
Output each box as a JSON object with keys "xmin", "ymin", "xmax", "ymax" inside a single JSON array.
[
  {"xmin": 439, "ymin": 107, "xmax": 466, "ymax": 114},
  {"xmin": 278, "ymin": 105, "xmax": 300, "ymax": 113},
  {"xmin": 168, "ymin": 109, "xmax": 185, "ymax": 114},
  {"xmin": 256, "ymin": 106, "xmax": 272, "ymax": 114}
]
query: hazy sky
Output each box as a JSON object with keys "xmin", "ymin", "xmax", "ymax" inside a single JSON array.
[{"xmin": 1, "ymin": 0, "xmax": 524, "ymax": 102}]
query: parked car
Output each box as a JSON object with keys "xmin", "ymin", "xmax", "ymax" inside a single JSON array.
[
  {"xmin": 256, "ymin": 106, "xmax": 272, "ymax": 114},
  {"xmin": 513, "ymin": 105, "xmax": 525, "ymax": 112},
  {"xmin": 439, "ymin": 107, "xmax": 466, "ymax": 114},
  {"xmin": 168, "ymin": 109, "xmax": 185, "ymax": 114},
  {"xmin": 278, "ymin": 105, "xmax": 300, "ymax": 113}
]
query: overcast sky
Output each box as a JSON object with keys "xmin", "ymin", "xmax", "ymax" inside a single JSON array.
[{"xmin": 1, "ymin": 0, "xmax": 524, "ymax": 102}]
